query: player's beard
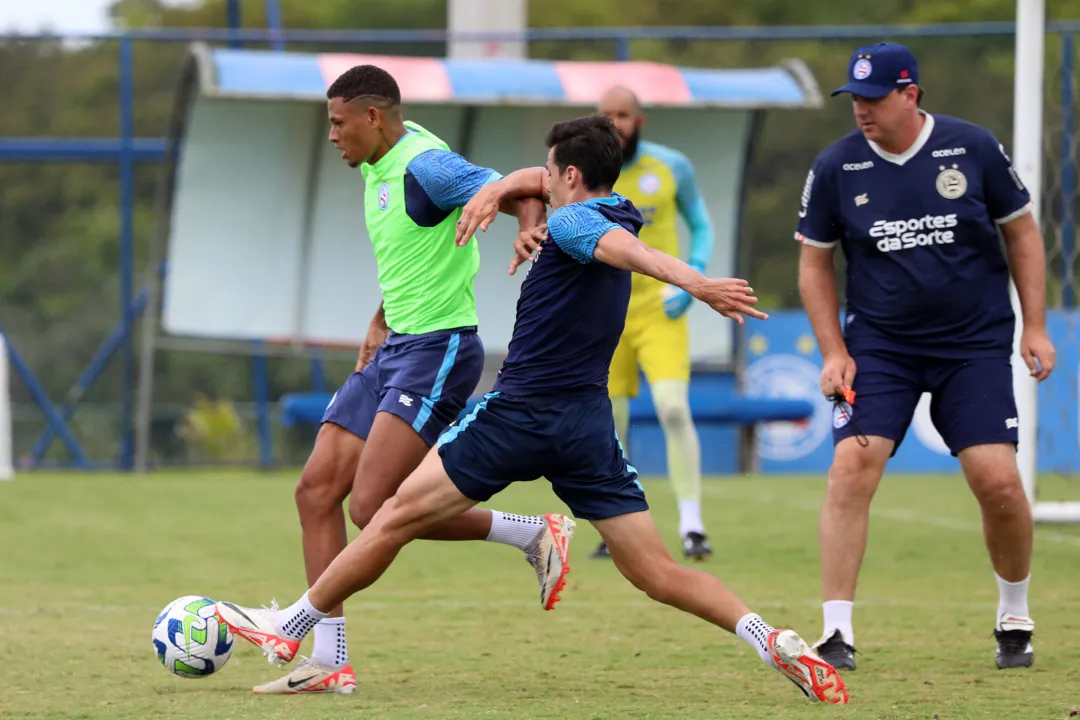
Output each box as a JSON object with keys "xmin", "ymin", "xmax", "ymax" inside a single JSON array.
[{"xmin": 622, "ymin": 130, "xmax": 640, "ymax": 164}]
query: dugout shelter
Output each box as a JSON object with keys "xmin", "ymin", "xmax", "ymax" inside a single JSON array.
[{"xmin": 135, "ymin": 43, "xmax": 824, "ymax": 472}]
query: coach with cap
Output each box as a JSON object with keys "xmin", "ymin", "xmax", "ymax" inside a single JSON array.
[{"xmin": 793, "ymin": 41, "xmax": 1053, "ymax": 672}]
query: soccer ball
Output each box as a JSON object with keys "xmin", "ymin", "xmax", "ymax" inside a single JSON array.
[{"xmin": 152, "ymin": 595, "xmax": 234, "ymax": 678}]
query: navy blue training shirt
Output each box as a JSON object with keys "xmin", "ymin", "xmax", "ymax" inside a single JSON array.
[
  {"xmin": 494, "ymin": 194, "xmax": 645, "ymax": 396},
  {"xmin": 796, "ymin": 113, "xmax": 1032, "ymax": 359}
]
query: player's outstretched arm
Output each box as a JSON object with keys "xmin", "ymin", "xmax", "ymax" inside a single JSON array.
[
  {"xmin": 1001, "ymin": 212, "xmax": 1056, "ymax": 381},
  {"xmin": 593, "ymin": 228, "xmax": 767, "ymax": 325},
  {"xmin": 455, "ymin": 167, "xmax": 549, "ymax": 246}
]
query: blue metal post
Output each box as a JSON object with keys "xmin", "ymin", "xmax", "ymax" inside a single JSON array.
[
  {"xmin": 0, "ymin": 331, "xmax": 89, "ymax": 467},
  {"xmin": 615, "ymin": 35, "xmax": 630, "ymax": 61},
  {"xmin": 226, "ymin": 0, "xmax": 243, "ymax": 49},
  {"xmin": 1061, "ymin": 32, "xmax": 1076, "ymax": 308},
  {"xmin": 252, "ymin": 343, "xmax": 273, "ymax": 468},
  {"xmin": 119, "ymin": 35, "xmax": 136, "ymax": 470},
  {"xmin": 309, "ymin": 350, "xmax": 326, "ymax": 393},
  {"xmin": 264, "ymin": 0, "xmax": 285, "ymax": 51},
  {"xmin": 28, "ymin": 280, "xmax": 157, "ymax": 463}
]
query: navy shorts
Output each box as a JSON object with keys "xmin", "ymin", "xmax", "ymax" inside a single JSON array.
[
  {"xmin": 321, "ymin": 327, "xmax": 484, "ymax": 447},
  {"xmin": 437, "ymin": 392, "xmax": 649, "ymax": 521},
  {"xmin": 834, "ymin": 353, "xmax": 1018, "ymax": 456}
]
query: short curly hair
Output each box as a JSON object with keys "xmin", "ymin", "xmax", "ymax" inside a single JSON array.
[
  {"xmin": 326, "ymin": 65, "xmax": 401, "ymax": 105},
  {"xmin": 545, "ymin": 114, "xmax": 623, "ymax": 191}
]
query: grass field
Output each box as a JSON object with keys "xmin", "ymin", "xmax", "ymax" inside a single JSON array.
[{"xmin": 2, "ymin": 470, "xmax": 1079, "ymax": 719}]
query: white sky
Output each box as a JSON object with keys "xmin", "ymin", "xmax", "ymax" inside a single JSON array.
[
  {"xmin": 0, "ymin": 0, "xmax": 200, "ymax": 34},
  {"xmin": 0, "ymin": 0, "xmax": 112, "ymax": 34}
]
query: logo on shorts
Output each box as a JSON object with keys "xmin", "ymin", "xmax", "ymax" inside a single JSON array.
[
  {"xmin": 742, "ymin": 354, "xmax": 833, "ymax": 461},
  {"xmin": 935, "ymin": 164, "xmax": 967, "ymax": 199},
  {"xmin": 912, "ymin": 393, "xmax": 951, "ymax": 455},
  {"xmin": 378, "ymin": 182, "xmax": 390, "ymax": 210},
  {"xmin": 1006, "ymin": 417, "xmax": 1019, "ymax": 429},
  {"xmin": 398, "ymin": 394, "xmax": 413, "ymax": 407}
]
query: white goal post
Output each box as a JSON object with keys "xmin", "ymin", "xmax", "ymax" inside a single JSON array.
[
  {"xmin": 1014, "ymin": 0, "xmax": 1080, "ymax": 522},
  {"xmin": 0, "ymin": 333, "xmax": 12, "ymax": 480}
]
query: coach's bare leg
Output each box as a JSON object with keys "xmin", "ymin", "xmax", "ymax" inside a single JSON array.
[
  {"xmin": 594, "ymin": 511, "xmax": 748, "ymax": 630},
  {"xmin": 815, "ymin": 435, "xmax": 893, "ymax": 650},
  {"xmin": 958, "ymin": 443, "xmax": 1033, "ymax": 582},
  {"xmin": 819, "ymin": 435, "xmax": 894, "ymax": 603},
  {"xmin": 295, "ymin": 423, "xmax": 365, "ymax": 620},
  {"xmin": 347, "ymin": 412, "xmax": 494, "ymax": 541},
  {"xmin": 316, "ymin": 448, "xmax": 482, "ymax": 609}
]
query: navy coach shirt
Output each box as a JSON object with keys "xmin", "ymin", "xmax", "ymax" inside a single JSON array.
[
  {"xmin": 494, "ymin": 194, "xmax": 645, "ymax": 396},
  {"xmin": 796, "ymin": 112, "xmax": 1032, "ymax": 358}
]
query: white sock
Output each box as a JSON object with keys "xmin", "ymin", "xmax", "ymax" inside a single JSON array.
[
  {"xmin": 822, "ymin": 600, "xmax": 854, "ymax": 647},
  {"xmin": 996, "ymin": 573, "xmax": 1031, "ymax": 627},
  {"xmin": 678, "ymin": 500, "xmax": 704, "ymax": 537},
  {"xmin": 487, "ymin": 511, "xmax": 546, "ymax": 551},
  {"xmin": 311, "ymin": 617, "xmax": 348, "ymax": 668},
  {"xmin": 735, "ymin": 613, "xmax": 776, "ymax": 667},
  {"xmin": 276, "ymin": 591, "xmax": 328, "ymax": 641}
]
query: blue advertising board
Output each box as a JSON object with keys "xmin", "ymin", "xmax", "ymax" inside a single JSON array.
[{"xmin": 740, "ymin": 309, "xmax": 1080, "ymax": 474}]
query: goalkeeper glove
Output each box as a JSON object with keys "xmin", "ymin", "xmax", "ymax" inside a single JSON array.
[{"xmin": 662, "ymin": 262, "xmax": 705, "ymax": 319}]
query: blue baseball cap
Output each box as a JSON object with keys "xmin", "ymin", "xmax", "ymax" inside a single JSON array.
[{"xmin": 831, "ymin": 42, "xmax": 920, "ymax": 98}]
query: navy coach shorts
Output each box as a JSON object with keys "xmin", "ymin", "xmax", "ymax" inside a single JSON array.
[
  {"xmin": 437, "ymin": 392, "xmax": 650, "ymax": 521},
  {"xmin": 833, "ymin": 352, "xmax": 1018, "ymax": 456},
  {"xmin": 321, "ymin": 327, "xmax": 484, "ymax": 447}
]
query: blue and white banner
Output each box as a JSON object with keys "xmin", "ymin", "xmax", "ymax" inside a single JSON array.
[{"xmin": 741, "ymin": 310, "xmax": 1080, "ymax": 474}]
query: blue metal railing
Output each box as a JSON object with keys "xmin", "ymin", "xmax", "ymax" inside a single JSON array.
[{"xmin": 2, "ymin": 16, "xmax": 1077, "ymax": 470}]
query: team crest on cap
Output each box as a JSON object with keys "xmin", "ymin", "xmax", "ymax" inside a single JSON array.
[
  {"xmin": 378, "ymin": 181, "xmax": 390, "ymax": 210},
  {"xmin": 853, "ymin": 55, "xmax": 873, "ymax": 80},
  {"xmin": 935, "ymin": 164, "xmax": 967, "ymax": 200}
]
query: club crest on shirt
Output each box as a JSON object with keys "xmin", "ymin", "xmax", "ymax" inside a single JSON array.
[
  {"xmin": 638, "ymin": 173, "xmax": 661, "ymax": 195},
  {"xmin": 935, "ymin": 164, "xmax": 967, "ymax": 200},
  {"xmin": 378, "ymin": 181, "xmax": 390, "ymax": 210}
]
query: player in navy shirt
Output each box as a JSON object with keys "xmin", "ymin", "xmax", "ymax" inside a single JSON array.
[
  {"xmin": 215, "ymin": 115, "xmax": 850, "ymax": 705},
  {"xmin": 796, "ymin": 42, "xmax": 1056, "ymax": 672}
]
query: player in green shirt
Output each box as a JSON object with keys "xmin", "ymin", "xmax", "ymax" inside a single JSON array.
[{"xmin": 250, "ymin": 65, "xmax": 573, "ymax": 696}]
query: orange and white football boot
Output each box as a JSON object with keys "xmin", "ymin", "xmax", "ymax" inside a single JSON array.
[
  {"xmin": 768, "ymin": 628, "xmax": 850, "ymax": 704},
  {"xmin": 215, "ymin": 599, "xmax": 300, "ymax": 666},
  {"xmin": 252, "ymin": 657, "xmax": 357, "ymax": 694},
  {"xmin": 524, "ymin": 513, "xmax": 575, "ymax": 611}
]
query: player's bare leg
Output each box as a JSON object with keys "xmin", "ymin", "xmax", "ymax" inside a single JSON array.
[
  {"xmin": 958, "ymin": 442, "xmax": 1035, "ymax": 669},
  {"xmin": 594, "ymin": 510, "xmax": 848, "ymax": 704},
  {"xmin": 815, "ymin": 434, "xmax": 893, "ymax": 669},
  {"xmin": 217, "ymin": 449, "xmax": 575, "ymax": 666},
  {"xmin": 247, "ymin": 415, "xmax": 559, "ymax": 694},
  {"xmin": 296, "ymin": 424, "xmax": 364, "ymax": 617},
  {"xmin": 347, "ymin": 411, "xmax": 495, "ymax": 541},
  {"xmin": 253, "ymin": 423, "xmax": 364, "ymax": 695}
]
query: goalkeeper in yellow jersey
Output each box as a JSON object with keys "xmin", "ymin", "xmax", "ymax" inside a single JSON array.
[{"xmin": 592, "ymin": 86, "xmax": 715, "ymax": 560}]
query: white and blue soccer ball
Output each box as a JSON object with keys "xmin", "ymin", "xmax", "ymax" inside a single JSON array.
[{"xmin": 152, "ymin": 595, "xmax": 234, "ymax": 678}]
